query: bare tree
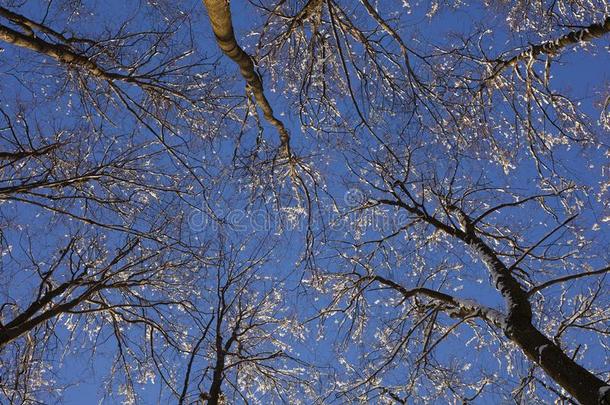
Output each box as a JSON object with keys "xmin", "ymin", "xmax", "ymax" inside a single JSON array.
[
  {"xmin": 203, "ymin": 1, "xmax": 610, "ymax": 403},
  {"xmin": 176, "ymin": 237, "xmax": 313, "ymax": 405},
  {"xmin": 1, "ymin": 0, "xmax": 609, "ymax": 404},
  {"xmin": 0, "ymin": 2, "xmax": 231, "ymax": 402}
]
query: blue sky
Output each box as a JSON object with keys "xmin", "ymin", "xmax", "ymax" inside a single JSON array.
[{"xmin": 1, "ymin": 0, "xmax": 609, "ymax": 403}]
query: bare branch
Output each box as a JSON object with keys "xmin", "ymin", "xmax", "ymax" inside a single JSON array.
[
  {"xmin": 202, "ymin": 0, "xmax": 292, "ymax": 158},
  {"xmin": 528, "ymin": 266, "xmax": 610, "ymax": 297}
]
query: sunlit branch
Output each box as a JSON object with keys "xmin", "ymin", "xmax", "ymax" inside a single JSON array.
[
  {"xmin": 202, "ymin": 0, "xmax": 292, "ymax": 158},
  {"xmin": 486, "ymin": 16, "xmax": 610, "ymax": 83}
]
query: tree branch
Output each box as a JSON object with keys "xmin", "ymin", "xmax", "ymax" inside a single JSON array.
[
  {"xmin": 367, "ymin": 274, "xmax": 507, "ymax": 329},
  {"xmin": 528, "ymin": 265, "xmax": 610, "ymax": 297},
  {"xmin": 202, "ymin": 0, "xmax": 292, "ymax": 158},
  {"xmin": 486, "ymin": 16, "xmax": 610, "ymax": 83}
]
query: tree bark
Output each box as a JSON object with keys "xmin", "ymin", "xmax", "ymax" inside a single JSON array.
[
  {"xmin": 458, "ymin": 215, "xmax": 609, "ymax": 404},
  {"xmin": 201, "ymin": 0, "xmax": 291, "ymax": 157}
]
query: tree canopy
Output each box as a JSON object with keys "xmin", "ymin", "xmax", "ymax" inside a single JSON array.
[{"xmin": 0, "ymin": 1, "xmax": 609, "ymax": 404}]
